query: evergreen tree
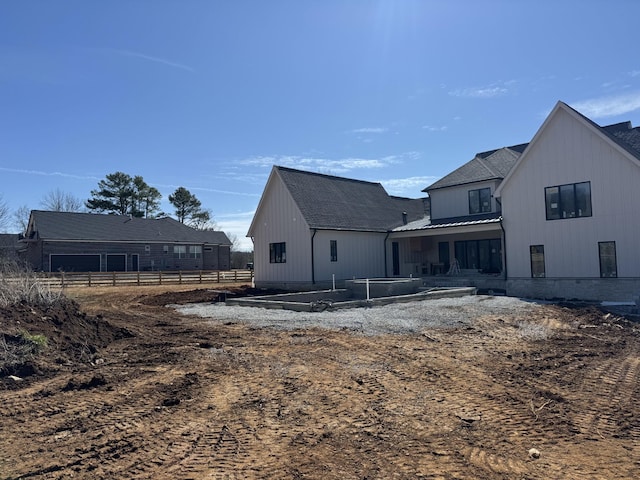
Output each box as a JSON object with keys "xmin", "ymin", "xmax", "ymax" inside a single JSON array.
[
  {"xmin": 86, "ymin": 172, "xmax": 161, "ymax": 218},
  {"xmin": 168, "ymin": 187, "xmax": 214, "ymax": 229}
]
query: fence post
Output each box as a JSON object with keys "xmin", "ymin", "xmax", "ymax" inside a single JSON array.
[
  {"xmin": 216, "ymin": 270, "xmax": 220, "ymax": 283},
  {"xmin": 179, "ymin": 270, "xmax": 182, "ymax": 284},
  {"xmin": 88, "ymin": 271, "xmax": 92, "ymax": 287},
  {"xmin": 137, "ymin": 271, "xmax": 140, "ymax": 286},
  {"xmin": 234, "ymin": 270, "xmax": 238, "ymax": 282},
  {"xmin": 159, "ymin": 271, "xmax": 162, "ymax": 285},
  {"xmin": 61, "ymin": 272, "xmax": 65, "ymax": 288},
  {"xmin": 112, "ymin": 271, "xmax": 116, "ymax": 286},
  {"xmin": 199, "ymin": 270, "xmax": 202, "ymax": 283}
]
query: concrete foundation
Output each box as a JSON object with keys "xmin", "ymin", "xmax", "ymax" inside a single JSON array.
[
  {"xmin": 225, "ymin": 286, "xmax": 477, "ymax": 312},
  {"xmin": 345, "ymin": 277, "xmax": 422, "ymax": 299}
]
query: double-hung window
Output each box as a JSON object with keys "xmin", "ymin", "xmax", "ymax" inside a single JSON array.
[
  {"xmin": 173, "ymin": 245, "xmax": 187, "ymax": 259},
  {"xmin": 189, "ymin": 246, "xmax": 202, "ymax": 259},
  {"xmin": 469, "ymin": 188, "xmax": 491, "ymax": 214},
  {"xmin": 545, "ymin": 181, "xmax": 592, "ymax": 220},
  {"xmin": 270, "ymin": 242, "xmax": 286, "ymax": 263}
]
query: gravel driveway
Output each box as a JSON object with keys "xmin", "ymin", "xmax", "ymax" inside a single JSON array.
[{"xmin": 175, "ymin": 295, "xmax": 541, "ymax": 335}]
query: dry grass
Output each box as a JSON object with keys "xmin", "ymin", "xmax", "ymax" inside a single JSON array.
[{"xmin": 0, "ymin": 260, "xmax": 63, "ymax": 307}]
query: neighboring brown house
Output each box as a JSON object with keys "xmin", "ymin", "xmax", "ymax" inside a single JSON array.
[{"xmin": 21, "ymin": 210, "xmax": 231, "ymax": 272}]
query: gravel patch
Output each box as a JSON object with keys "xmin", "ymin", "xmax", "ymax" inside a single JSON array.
[{"xmin": 174, "ymin": 295, "xmax": 541, "ymax": 335}]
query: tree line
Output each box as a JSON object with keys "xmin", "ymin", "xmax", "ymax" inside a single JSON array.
[{"xmin": 0, "ymin": 171, "xmax": 216, "ymax": 233}]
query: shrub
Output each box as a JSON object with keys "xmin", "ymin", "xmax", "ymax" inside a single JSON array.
[{"xmin": 0, "ymin": 259, "xmax": 63, "ymax": 307}]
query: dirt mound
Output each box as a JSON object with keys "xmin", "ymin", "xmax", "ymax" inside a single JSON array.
[
  {"xmin": 138, "ymin": 285, "xmax": 287, "ymax": 306},
  {"xmin": 0, "ymin": 297, "xmax": 132, "ymax": 379}
]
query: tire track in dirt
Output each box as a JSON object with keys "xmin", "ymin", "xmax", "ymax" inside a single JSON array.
[{"xmin": 569, "ymin": 343, "xmax": 640, "ymax": 440}]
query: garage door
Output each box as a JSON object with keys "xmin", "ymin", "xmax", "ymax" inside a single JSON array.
[
  {"xmin": 50, "ymin": 254, "xmax": 101, "ymax": 272},
  {"xmin": 106, "ymin": 254, "xmax": 126, "ymax": 272}
]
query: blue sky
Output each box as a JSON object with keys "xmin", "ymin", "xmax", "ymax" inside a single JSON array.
[{"xmin": 1, "ymin": 1, "xmax": 639, "ymax": 250}]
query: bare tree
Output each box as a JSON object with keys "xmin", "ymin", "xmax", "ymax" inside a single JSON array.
[
  {"xmin": 41, "ymin": 189, "xmax": 84, "ymax": 212},
  {"xmin": 0, "ymin": 195, "xmax": 9, "ymax": 232},
  {"xmin": 13, "ymin": 205, "xmax": 31, "ymax": 235}
]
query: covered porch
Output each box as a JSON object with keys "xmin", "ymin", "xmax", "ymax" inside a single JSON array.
[{"xmin": 388, "ymin": 217, "xmax": 507, "ymax": 293}]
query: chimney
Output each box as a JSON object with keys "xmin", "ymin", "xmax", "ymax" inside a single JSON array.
[{"xmin": 402, "ymin": 211, "xmax": 408, "ymax": 225}]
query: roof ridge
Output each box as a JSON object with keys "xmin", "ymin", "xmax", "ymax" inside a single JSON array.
[
  {"xmin": 276, "ymin": 165, "xmax": 383, "ymax": 188},
  {"xmin": 474, "ymin": 155, "xmax": 500, "ymax": 178}
]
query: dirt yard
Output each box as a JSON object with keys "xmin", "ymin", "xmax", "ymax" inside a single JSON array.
[{"xmin": 1, "ymin": 284, "xmax": 639, "ymax": 479}]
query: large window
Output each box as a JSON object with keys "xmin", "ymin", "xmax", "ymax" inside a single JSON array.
[
  {"xmin": 330, "ymin": 240, "xmax": 337, "ymax": 262},
  {"xmin": 454, "ymin": 239, "xmax": 502, "ymax": 272},
  {"xmin": 270, "ymin": 242, "xmax": 286, "ymax": 263},
  {"xmin": 173, "ymin": 245, "xmax": 187, "ymax": 259},
  {"xmin": 469, "ymin": 187, "xmax": 492, "ymax": 214},
  {"xmin": 545, "ymin": 181, "xmax": 592, "ymax": 220},
  {"xmin": 530, "ymin": 245, "xmax": 545, "ymax": 278},
  {"xmin": 599, "ymin": 241, "xmax": 617, "ymax": 278},
  {"xmin": 189, "ymin": 246, "xmax": 202, "ymax": 259}
]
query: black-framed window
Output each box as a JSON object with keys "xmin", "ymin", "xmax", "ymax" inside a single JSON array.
[
  {"xmin": 545, "ymin": 181, "xmax": 592, "ymax": 220},
  {"xmin": 188, "ymin": 246, "xmax": 202, "ymax": 259},
  {"xmin": 173, "ymin": 245, "xmax": 187, "ymax": 259},
  {"xmin": 270, "ymin": 242, "xmax": 286, "ymax": 263},
  {"xmin": 469, "ymin": 187, "xmax": 491, "ymax": 214},
  {"xmin": 330, "ymin": 240, "xmax": 337, "ymax": 262},
  {"xmin": 454, "ymin": 239, "xmax": 502, "ymax": 272},
  {"xmin": 530, "ymin": 245, "xmax": 545, "ymax": 278},
  {"xmin": 599, "ymin": 241, "xmax": 617, "ymax": 278}
]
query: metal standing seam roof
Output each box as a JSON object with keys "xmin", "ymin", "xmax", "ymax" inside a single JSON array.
[
  {"xmin": 27, "ymin": 210, "xmax": 232, "ymax": 245},
  {"xmin": 275, "ymin": 166, "xmax": 427, "ymax": 232},
  {"xmin": 393, "ymin": 215, "xmax": 502, "ymax": 232}
]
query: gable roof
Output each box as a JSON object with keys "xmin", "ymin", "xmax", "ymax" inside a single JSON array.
[
  {"xmin": 26, "ymin": 211, "xmax": 231, "ymax": 245},
  {"xmin": 494, "ymin": 101, "xmax": 640, "ymax": 197},
  {"xmin": 424, "ymin": 143, "xmax": 528, "ymax": 192},
  {"xmin": 262, "ymin": 166, "xmax": 427, "ymax": 232}
]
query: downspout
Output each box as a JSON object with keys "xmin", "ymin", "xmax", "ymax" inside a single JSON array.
[
  {"xmin": 495, "ymin": 197, "xmax": 507, "ymax": 280},
  {"xmin": 311, "ymin": 229, "xmax": 317, "ymax": 285},
  {"xmin": 383, "ymin": 231, "xmax": 390, "ymax": 277},
  {"xmin": 499, "ymin": 217, "xmax": 507, "ymax": 280}
]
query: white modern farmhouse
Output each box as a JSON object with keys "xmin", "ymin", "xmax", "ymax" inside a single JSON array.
[
  {"xmin": 248, "ymin": 101, "xmax": 640, "ymax": 301},
  {"xmin": 247, "ymin": 166, "xmax": 427, "ymax": 290}
]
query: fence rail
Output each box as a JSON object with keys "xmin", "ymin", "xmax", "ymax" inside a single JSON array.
[{"xmin": 30, "ymin": 269, "xmax": 254, "ymax": 288}]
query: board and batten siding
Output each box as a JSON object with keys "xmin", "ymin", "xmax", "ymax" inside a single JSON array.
[
  {"xmin": 312, "ymin": 230, "xmax": 387, "ymax": 283},
  {"xmin": 250, "ymin": 173, "xmax": 313, "ymax": 286},
  {"xmin": 500, "ymin": 106, "xmax": 640, "ymax": 281},
  {"xmin": 429, "ymin": 180, "xmax": 501, "ymax": 220}
]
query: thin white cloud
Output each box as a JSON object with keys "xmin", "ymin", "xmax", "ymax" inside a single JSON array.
[
  {"xmin": 351, "ymin": 127, "xmax": 388, "ymax": 134},
  {"xmin": 448, "ymin": 81, "xmax": 512, "ymax": 98},
  {"xmin": 239, "ymin": 152, "xmax": 418, "ymax": 175},
  {"xmin": 629, "ymin": 70, "xmax": 640, "ymax": 77},
  {"xmin": 216, "ymin": 210, "xmax": 256, "ymax": 251},
  {"xmin": 102, "ymin": 48, "xmax": 195, "ymax": 73},
  {"xmin": 0, "ymin": 167, "xmax": 100, "ymax": 181},
  {"xmin": 380, "ymin": 176, "xmax": 439, "ymax": 196},
  {"xmin": 422, "ymin": 125, "xmax": 448, "ymax": 132},
  {"xmin": 154, "ymin": 183, "xmax": 259, "ymax": 197},
  {"xmin": 571, "ymin": 91, "xmax": 640, "ymax": 118}
]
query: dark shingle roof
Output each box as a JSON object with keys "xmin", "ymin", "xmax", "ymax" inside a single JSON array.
[
  {"xmin": 276, "ymin": 166, "xmax": 427, "ymax": 232},
  {"xmin": 424, "ymin": 144, "xmax": 527, "ymax": 191},
  {"xmin": 27, "ymin": 211, "xmax": 231, "ymax": 245},
  {"xmin": 0, "ymin": 234, "xmax": 20, "ymax": 249},
  {"xmin": 600, "ymin": 121, "xmax": 640, "ymax": 160}
]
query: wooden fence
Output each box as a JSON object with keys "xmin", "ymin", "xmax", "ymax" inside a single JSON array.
[{"xmin": 33, "ymin": 269, "xmax": 254, "ymax": 288}]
